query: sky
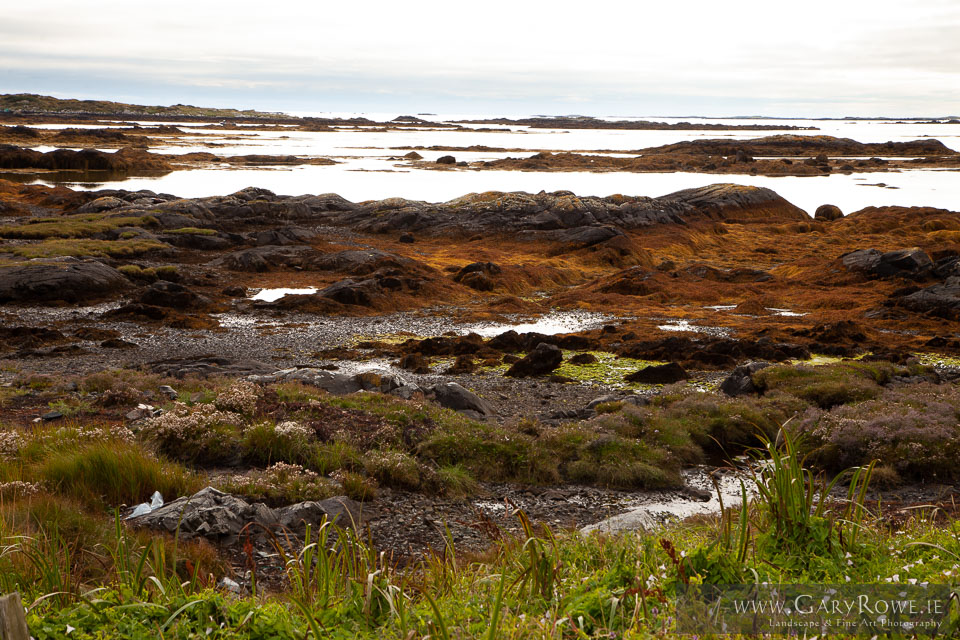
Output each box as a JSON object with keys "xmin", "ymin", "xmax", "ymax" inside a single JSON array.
[{"xmin": 2, "ymin": 0, "xmax": 959, "ymax": 118}]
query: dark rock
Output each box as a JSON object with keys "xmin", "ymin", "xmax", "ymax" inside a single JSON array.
[
  {"xmin": 431, "ymin": 382, "xmax": 495, "ymax": 417},
  {"xmin": 505, "ymin": 343, "xmax": 563, "ymax": 377},
  {"xmin": 253, "ymin": 226, "xmax": 317, "ymax": 246},
  {"xmin": 719, "ymin": 361, "xmax": 772, "ymax": 396},
  {"xmin": 0, "ymin": 260, "xmax": 129, "ymax": 303},
  {"xmin": 318, "ymin": 278, "xmax": 382, "ymax": 307},
  {"xmin": 436, "ymin": 155, "xmax": 456, "ymax": 165},
  {"xmin": 312, "ymin": 249, "xmax": 415, "ymax": 275},
  {"xmin": 894, "ymin": 276, "xmax": 960, "ymax": 319},
  {"xmin": 222, "ymin": 285, "xmax": 246, "ymax": 297},
  {"xmin": 814, "ymin": 204, "xmax": 843, "ymax": 221},
  {"xmin": 624, "ymin": 362, "xmax": 689, "ymax": 384},
  {"xmin": 842, "ymin": 248, "xmax": 933, "ymax": 279},
  {"xmin": 212, "ymin": 245, "xmax": 320, "ymax": 272},
  {"xmin": 568, "ymin": 353, "xmax": 598, "ymax": 365},
  {"xmin": 399, "ymin": 233, "xmax": 416, "ymax": 244},
  {"xmin": 41, "ymin": 410, "xmax": 64, "ymax": 421},
  {"xmin": 137, "ymin": 281, "xmax": 211, "ymax": 310}
]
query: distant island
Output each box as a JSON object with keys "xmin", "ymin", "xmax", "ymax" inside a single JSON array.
[{"xmin": 0, "ymin": 93, "xmax": 290, "ymax": 119}]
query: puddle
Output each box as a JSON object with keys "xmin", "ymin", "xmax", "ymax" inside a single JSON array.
[
  {"xmin": 656, "ymin": 319, "xmax": 730, "ymax": 337},
  {"xmin": 582, "ymin": 465, "xmax": 753, "ymax": 534},
  {"xmin": 248, "ymin": 287, "xmax": 318, "ymax": 302},
  {"xmin": 461, "ymin": 310, "xmax": 612, "ymax": 338},
  {"xmin": 768, "ymin": 308, "xmax": 806, "ymax": 317}
]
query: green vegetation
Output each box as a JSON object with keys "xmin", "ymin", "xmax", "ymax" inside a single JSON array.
[
  {"xmin": 0, "ymin": 214, "xmax": 158, "ymax": 239},
  {"xmin": 2, "ymin": 426, "xmax": 959, "ymax": 638},
  {"xmin": 1, "ymin": 238, "xmax": 168, "ymax": 258},
  {"xmin": 166, "ymin": 227, "xmax": 217, "ymax": 235}
]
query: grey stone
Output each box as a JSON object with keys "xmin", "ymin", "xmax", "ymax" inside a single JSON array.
[
  {"xmin": 128, "ymin": 487, "xmax": 361, "ymax": 539},
  {"xmin": 431, "ymin": 382, "xmax": 496, "ymax": 417}
]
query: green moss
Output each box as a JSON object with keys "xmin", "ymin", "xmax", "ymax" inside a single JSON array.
[
  {"xmin": 0, "ymin": 215, "xmax": 158, "ymax": 239},
  {"xmin": 555, "ymin": 351, "xmax": 668, "ymax": 387},
  {"xmin": 166, "ymin": 227, "xmax": 216, "ymax": 235},
  {"xmin": 1, "ymin": 239, "xmax": 168, "ymax": 259}
]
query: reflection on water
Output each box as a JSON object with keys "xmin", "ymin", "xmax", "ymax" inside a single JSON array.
[{"xmin": 0, "ymin": 169, "xmax": 172, "ymax": 188}]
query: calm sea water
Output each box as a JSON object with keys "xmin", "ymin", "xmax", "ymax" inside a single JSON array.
[{"xmin": 14, "ymin": 116, "xmax": 960, "ymax": 216}]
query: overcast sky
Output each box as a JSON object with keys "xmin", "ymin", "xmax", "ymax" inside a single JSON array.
[{"xmin": 2, "ymin": 0, "xmax": 958, "ymax": 117}]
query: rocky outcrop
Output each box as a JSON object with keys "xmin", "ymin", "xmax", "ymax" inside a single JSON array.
[
  {"xmin": 211, "ymin": 245, "xmax": 321, "ymax": 272},
  {"xmin": 505, "ymin": 343, "xmax": 564, "ymax": 377},
  {"xmin": 128, "ymin": 487, "xmax": 361, "ymax": 539},
  {"xmin": 0, "ymin": 259, "xmax": 129, "ymax": 303},
  {"xmin": 0, "ymin": 145, "xmax": 173, "ymax": 172},
  {"xmin": 893, "ymin": 277, "xmax": 960, "ymax": 319},
  {"xmin": 842, "ymin": 248, "xmax": 933, "ymax": 280}
]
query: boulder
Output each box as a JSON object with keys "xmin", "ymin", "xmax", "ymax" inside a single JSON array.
[
  {"xmin": 842, "ymin": 248, "xmax": 933, "ymax": 279},
  {"xmin": 719, "ymin": 361, "xmax": 772, "ymax": 397},
  {"xmin": 431, "ymin": 382, "xmax": 495, "ymax": 417},
  {"xmin": 814, "ymin": 204, "xmax": 843, "ymax": 221},
  {"xmin": 504, "ymin": 343, "xmax": 563, "ymax": 377},
  {"xmin": 129, "ymin": 487, "xmax": 360, "ymax": 539},
  {"xmin": 0, "ymin": 260, "xmax": 129, "ymax": 303},
  {"xmin": 436, "ymin": 155, "xmax": 456, "ymax": 165},
  {"xmin": 624, "ymin": 362, "xmax": 689, "ymax": 384}
]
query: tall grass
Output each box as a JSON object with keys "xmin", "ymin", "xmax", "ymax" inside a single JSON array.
[{"xmin": 39, "ymin": 442, "xmax": 200, "ymax": 508}]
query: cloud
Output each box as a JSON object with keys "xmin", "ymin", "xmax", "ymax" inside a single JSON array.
[{"xmin": 2, "ymin": 0, "xmax": 959, "ymax": 116}]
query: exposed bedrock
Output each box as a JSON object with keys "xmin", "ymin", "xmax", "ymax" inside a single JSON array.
[{"xmin": 46, "ymin": 183, "xmax": 810, "ymax": 239}]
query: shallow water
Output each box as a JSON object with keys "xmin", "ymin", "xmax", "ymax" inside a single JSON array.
[
  {"xmin": 14, "ymin": 116, "xmax": 960, "ymax": 215},
  {"xmin": 582, "ymin": 466, "xmax": 751, "ymax": 534},
  {"xmin": 248, "ymin": 287, "xmax": 318, "ymax": 302},
  {"xmin": 461, "ymin": 311, "xmax": 612, "ymax": 337}
]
